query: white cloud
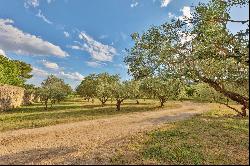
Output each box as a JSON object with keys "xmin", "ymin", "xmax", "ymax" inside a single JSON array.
[
  {"xmin": 0, "ymin": 18, "xmax": 67, "ymax": 57},
  {"xmin": 70, "ymin": 45, "xmax": 81, "ymax": 50},
  {"xmin": 166, "ymin": 6, "xmax": 193, "ymax": 26},
  {"xmin": 0, "ymin": 49, "xmax": 6, "ymax": 56},
  {"xmin": 114, "ymin": 64, "xmax": 129, "ymax": 69},
  {"xmin": 178, "ymin": 32, "xmax": 195, "ymax": 44},
  {"xmin": 161, "ymin": 0, "xmax": 172, "ymax": 8},
  {"xmin": 99, "ymin": 35, "xmax": 108, "ymax": 39},
  {"xmin": 24, "ymin": 0, "xmax": 39, "ymax": 8},
  {"xmin": 180, "ymin": 6, "xmax": 192, "ymax": 21},
  {"xmin": 24, "ymin": 0, "xmax": 54, "ymax": 8},
  {"xmin": 60, "ymin": 71, "xmax": 84, "ymax": 81},
  {"xmin": 168, "ymin": 12, "xmax": 175, "ymax": 18},
  {"xmin": 70, "ymin": 32, "xmax": 116, "ymax": 62},
  {"xmin": 36, "ymin": 10, "xmax": 53, "ymax": 24},
  {"xmin": 131, "ymin": 1, "xmax": 139, "ymax": 8},
  {"xmin": 63, "ymin": 31, "xmax": 70, "ymax": 38},
  {"xmin": 32, "ymin": 67, "xmax": 49, "ymax": 77},
  {"xmin": 86, "ymin": 61, "xmax": 106, "ymax": 68},
  {"xmin": 41, "ymin": 60, "xmax": 59, "ymax": 70}
]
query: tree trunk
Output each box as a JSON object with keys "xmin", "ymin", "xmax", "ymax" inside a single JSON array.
[
  {"xmin": 159, "ymin": 97, "xmax": 166, "ymax": 107},
  {"xmin": 116, "ymin": 100, "xmax": 123, "ymax": 111},
  {"xmin": 45, "ymin": 99, "xmax": 48, "ymax": 110},
  {"xmin": 160, "ymin": 100, "xmax": 164, "ymax": 107},
  {"xmin": 201, "ymin": 76, "xmax": 249, "ymax": 116},
  {"xmin": 136, "ymin": 100, "xmax": 139, "ymax": 104}
]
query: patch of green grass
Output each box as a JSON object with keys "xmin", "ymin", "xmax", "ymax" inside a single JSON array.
[
  {"xmin": 111, "ymin": 109, "xmax": 249, "ymax": 165},
  {"xmin": 0, "ymin": 99, "xmax": 181, "ymax": 132}
]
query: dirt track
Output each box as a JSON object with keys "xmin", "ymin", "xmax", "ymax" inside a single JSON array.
[{"xmin": 0, "ymin": 102, "xmax": 212, "ymax": 164}]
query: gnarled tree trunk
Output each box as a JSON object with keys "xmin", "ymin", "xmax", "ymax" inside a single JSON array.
[
  {"xmin": 116, "ymin": 99, "xmax": 124, "ymax": 111},
  {"xmin": 159, "ymin": 97, "xmax": 167, "ymax": 107},
  {"xmin": 201, "ymin": 76, "xmax": 249, "ymax": 116}
]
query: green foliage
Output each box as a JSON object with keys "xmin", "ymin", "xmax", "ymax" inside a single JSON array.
[
  {"xmin": 76, "ymin": 74, "xmax": 98, "ymax": 100},
  {"xmin": 0, "ymin": 55, "xmax": 32, "ymax": 86},
  {"xmin": 95, "ymin": 73, "xmax": 120, "ymax": 105},
  {"xmin": 39, "ymin": 75, "xmax": 72, "ymax": 109},
  {"xmin": 125, "ymin": 0, "xmax": 249, "ymax": 111},
  {"xmin": 140, "ymin": 77, "xmax": 182, "ymax": 107},
  {"xmin": 193, "ymin": 83, "xmax": 226, "ymax": 102}
]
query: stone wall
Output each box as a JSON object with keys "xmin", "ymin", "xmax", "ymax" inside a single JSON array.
[{"xmin": 0, "ymin": 85, "xmax": 24, "ymax": 111}]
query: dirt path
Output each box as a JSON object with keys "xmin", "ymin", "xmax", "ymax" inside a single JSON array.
[{"xmin": 0, "ymin": 102, "xmax": 213, "ymax": 164}]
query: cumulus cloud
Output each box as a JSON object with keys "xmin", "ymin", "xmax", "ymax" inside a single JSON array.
[
  {"xmin": 0, "ymin": 49, "xmax": 6, "ymax": 56},
  {"xmin": 161, "ymin": 0, "xmax": 172, "ymax": 8},
  {"xmin": 0, "ymin": 18, "xmax": 67, "ymax": 57},
  {"xmin": 41, "ymin": 60, "xmax": 59, "ymax": 70},
  {"xmin": 63, "ymin": 31, "xmax": 70, "ymax": 38},
  {"xmin": 31, "ymin": 67, "xmax": 49, "ymax": 77},
  {"xmin": 179, "ymin": 6, "xmax": 192, "ymax": 21},
  {"xmin": 131, "ymin": 1, "xmax": 139, "ymax": 8},
  {"xmin": 70, "ymin": 32, "xmax": 116, "ymax": 62},
  {"xmin": 167, "ymin": 6, "xmax": 193, "ymax": 26},
  {"xmin": 24, "ymin": 0, "xmax": 39, "ymax": 8},
  {"xmin": 36, "ymin": 10, "xmax": 53, "ymax": 24},
  {"xmin": 60, "ymin": 71, "xmax": 84, "ymax": 81}
]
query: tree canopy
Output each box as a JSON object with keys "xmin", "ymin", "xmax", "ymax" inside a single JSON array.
[
  {"xmin": 0, "ymin": 55, "xmax": 32, "ymax": 86},
  {"xmin": 140, "ymin": 77, "xmax": 182, "ymax": 107},
  {"xmin": 39, "ymin": 75, "xmax": 72, "ymax": 109},
  {"xmin": 125, "ymin": 0, "xmax": 249, "ymax": 116}
]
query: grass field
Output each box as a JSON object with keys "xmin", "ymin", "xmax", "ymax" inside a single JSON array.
[
  {"xmin": 110, "ymin": 109, "xmax": 249, "ymax": 165},
  {"xmin": 0, "ymin": 98, "xmax": 181, "ymax": 132}
]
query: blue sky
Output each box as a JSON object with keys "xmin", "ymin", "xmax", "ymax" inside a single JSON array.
[{"xmin": 0, "ymin": 0, "xmax": 248, "ymax": 88}]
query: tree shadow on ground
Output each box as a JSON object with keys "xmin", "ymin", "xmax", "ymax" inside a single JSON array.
[
  {"xmin": 2, "ymin": 102, "xmax": 156, "ymax": 115},
  {"xmin": 0, "ymin": 146, "xmax": 77, "ymax": 165}
]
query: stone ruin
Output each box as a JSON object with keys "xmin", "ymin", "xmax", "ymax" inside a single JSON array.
[{"xmin": 0, "ymin": 84, "xmax": 25, "ymax": 111}]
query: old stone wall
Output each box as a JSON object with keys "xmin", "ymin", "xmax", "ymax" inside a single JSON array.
[{"xmin": 0, "ymin": 85, "xmax": 24, "ymax": 111}]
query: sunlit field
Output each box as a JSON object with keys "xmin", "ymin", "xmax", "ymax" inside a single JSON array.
[
  {"xmin": 110, "ymin": 109, "xmax": 249, "ymax": 165},
  {"xmin": 0, "ymin": 98, "xmax": 181, "ymax": 132}
]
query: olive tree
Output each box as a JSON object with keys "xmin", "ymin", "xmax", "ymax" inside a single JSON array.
[
  {"xmin": 140, "ymin": 77, "xmax": 182, "ymax": 107},
  {"xmin": 111, "ymin": 81, "xmax": 131, "ymax": 111},
  {"xmin": 76, "ymin": 74, "xmax": 97, "ymax": 102},
  {"xmin": 125, "ymin": 0, "xmax": 249, "ymax": 116},
  {"xmin": 96, "ymin": 73, "xmax": 120, "ymax": 106},
  {"xmin": 39, "ymin": 75, "xmax": 72, "ymax": 109},
  {"xmin": 127, "ymin": 80, "xmax": 141, "ymax": 104}
]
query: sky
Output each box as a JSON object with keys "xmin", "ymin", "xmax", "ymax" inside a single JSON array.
[{"xmin": 0, "ymin": 0, "xmax": 249, "ymax": 89}]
